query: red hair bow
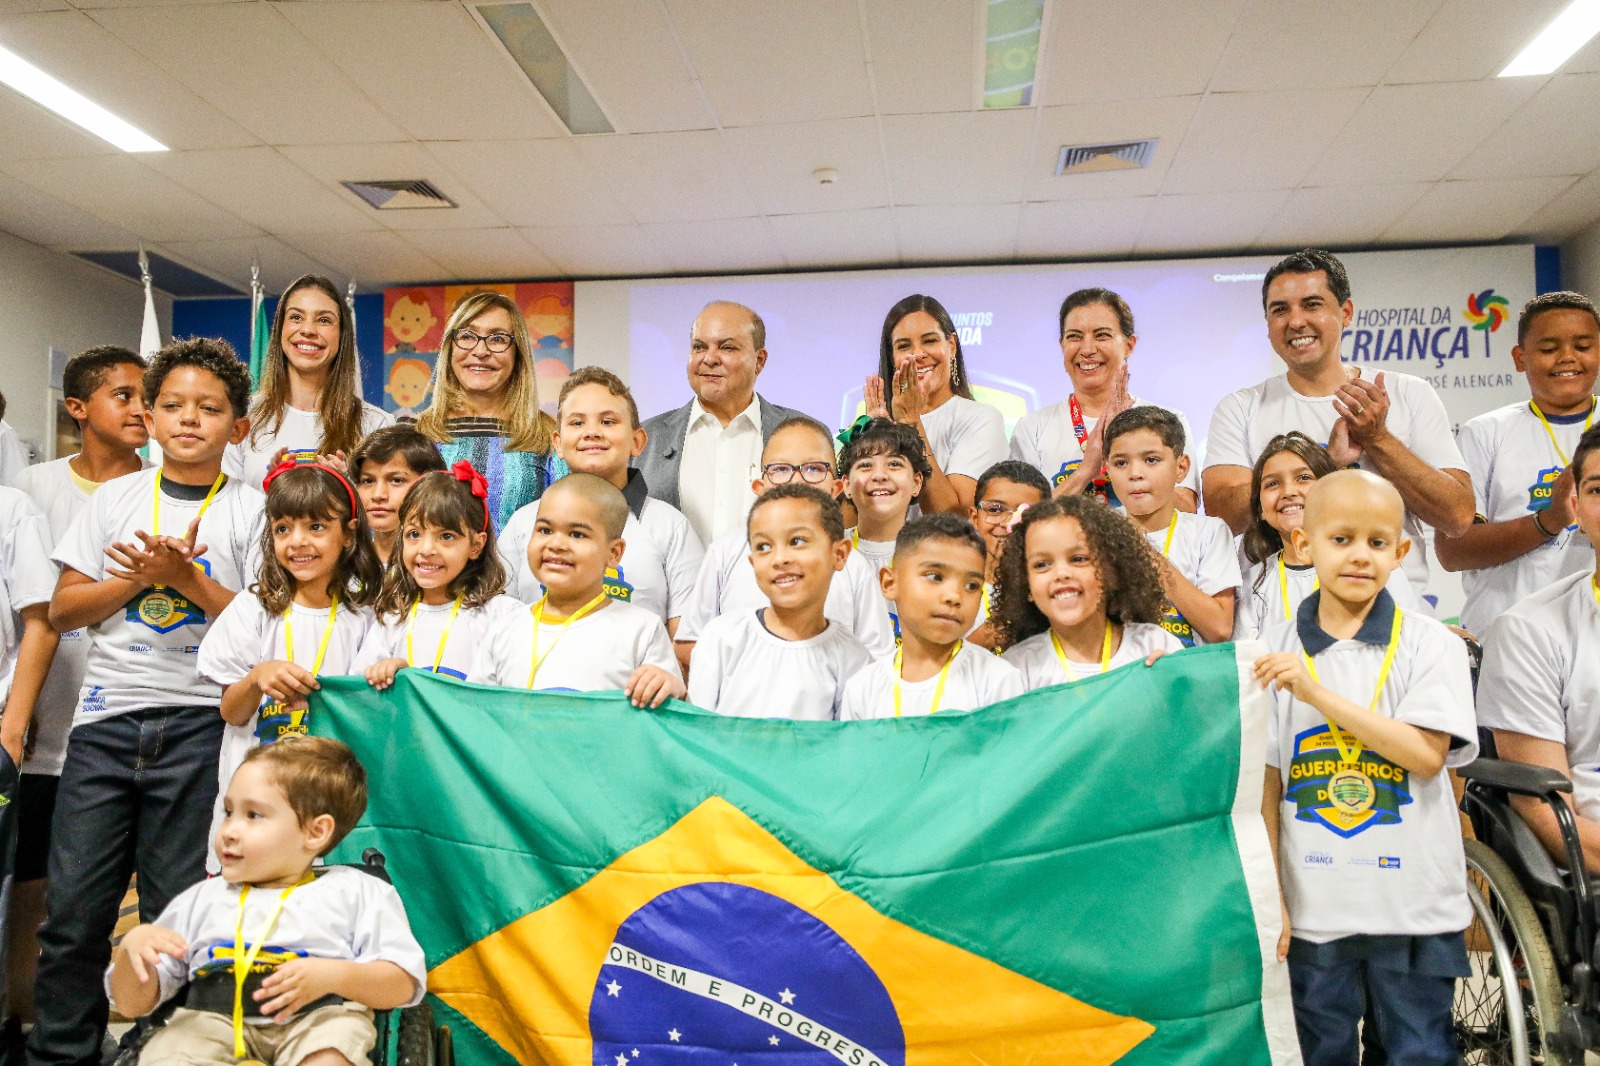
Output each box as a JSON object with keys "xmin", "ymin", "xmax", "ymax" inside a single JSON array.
[{"xmin": 450, "ymin": 460, "xmax": 491, "ymax": 530}]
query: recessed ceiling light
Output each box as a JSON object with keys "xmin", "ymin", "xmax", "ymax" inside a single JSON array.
[
  {"xmin": 1499, "ymin": 0, "xmax": 1600, "ymax": 77},
  {"xmin": 0, "ymin": 42, "xmax": 167, "ymax": 152},
  {"xmin": 475, "ymin": 3, "xmax": 613, "ymax": 135}
]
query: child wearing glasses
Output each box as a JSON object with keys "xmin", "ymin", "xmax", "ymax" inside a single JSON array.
[
  {"xmin": 675, "ymin": 416, "xmax": 895, "ymax": 668},
  {"xmin": 967, "ymin": 461, "xmax": 1050, "ymax": 650}
]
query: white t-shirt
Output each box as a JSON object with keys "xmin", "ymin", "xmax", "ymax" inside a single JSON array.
[
  {"xmin": 54, "ymin": 468, "xmax": 263, "ymax": 725},
  {"xmin": 1144, "ymin": 511, "xmax": 1242, "ymax": 647},
  {"xmin": 1002, "ymin": 623, "xmax": 1182, "ymax": 691},
  {"xmin": 467, "ymin": 598, "xmax": 676, "ymax": 691},
  {"xmin": 676, "ymin": 529, "xmax": 896, "ymax": 658},
  {"xmin": 1235, "ymin": 552, "xmax": 1418, "ymax": 642},
  {"xmin": 1262, "ymin": 595, "xmax": 1476, "ymax": 943},
  {"xmin": 197, "ymin": 594, "xmax": 374, "ymax": 871},
  {"xmin": 677, "ymin": 397, "xmax": 763, "ymax": 545},
  {"xmin": 355, "ymin": 594, "xmax": 526, "ymax": 681},
  {"xmin": 12, "ymin": 456, "xmax": 154, "ymax": 774},
  {"xmin": 499, "ymin": 490, "xmax": 704, "ymax": 624},
  {"xmin": 1206, "ymin": 371, "xmax": 1467, "ymax": 591},
  {"xmin": 0, "ymin": 489, "xmax": 58, "ymax": 766},
  {"xmin": 1477, "ymin": 571, "xmax": 1600, "ymax": 821},
  {"xmin": 1009, "ymin": 395, "xmax": 1201, "ymax": 502},
  {"xmin": 839, "ymin": 641, "xmax": 1023, "ymax": 720},
  {"xmin": 0, "ymin": 421, "xmax": 28, "ymax": 487},
  {"xmin": 688, "ymin": 610, "xmax": 871, "ymax": 721},
  {"xmin": 224, "ymin": 401, "xmax": 393, "ymax": 491},
  {"xmin": 105, "ymin": 866, "xmax": 426, "ymax": 1018},
  {"xmin": 846, "ymin": 529, "xmax": 897, "ymax": 636},
  {"xmin": 918, "ymin": 396, "xmax": 1008, "ymax": 481},
  {"xmin": 1455, "ymin": 400, "xmax": 1597, "ymax": 636}
]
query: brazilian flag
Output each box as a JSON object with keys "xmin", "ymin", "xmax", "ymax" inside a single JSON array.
[{"xmin": 311, "ymin": 642, "xmax": 1297, "ymax": 1066}]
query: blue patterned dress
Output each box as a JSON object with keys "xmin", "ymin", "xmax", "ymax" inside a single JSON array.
[{"xmin": 432, "ymin": 416, "xmax": 568, "ymax": 533}]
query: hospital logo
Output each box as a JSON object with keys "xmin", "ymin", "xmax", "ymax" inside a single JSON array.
[
  {"xmin": 590, "ymin": 882, "xmax": 905, "ymax": 1066},
  {"xmin": 1286, "ymin": 724, "xmax": 1413, "ymax": 838}
]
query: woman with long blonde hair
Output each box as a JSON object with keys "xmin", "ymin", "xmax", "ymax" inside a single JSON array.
[
  {"xmin": 225, "ymin": 274, "xmax": 393, "ymax": 487},
  {"xmin": 415, "ymin": 290, "xmax": 564, "ymax": 531}
]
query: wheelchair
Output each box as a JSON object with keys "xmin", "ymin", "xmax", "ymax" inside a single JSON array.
[
  {"xmin": 113, "ymin": 849, "xmax": 452, "ymax": 1066},
  {"xmin": 1455, "ymin": 736, "xmax": 1600, "ymax": 1065}
]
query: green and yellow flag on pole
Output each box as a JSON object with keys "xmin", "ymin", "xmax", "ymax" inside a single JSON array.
[{"xmin": 311, "ymin": 642, "xmax": 1299, "ymax": 1066}]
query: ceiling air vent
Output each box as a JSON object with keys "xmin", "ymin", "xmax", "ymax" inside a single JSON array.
[
  {"xmin": 341, "ymin": 179, "xmax": 457, "ymax": 211},
  {"xmin": 1055, "ymin": 139, "xmax": 1157, "ymax": 176}
]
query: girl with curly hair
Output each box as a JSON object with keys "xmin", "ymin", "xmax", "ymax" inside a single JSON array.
[{"xmin": 992, "ymin": 495, "xmax": 1180, "ymax": 690}]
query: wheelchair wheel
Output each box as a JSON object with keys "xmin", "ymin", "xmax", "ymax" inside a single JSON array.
[
  {"xmin": 397, "ymin": 1003, "xmax": 437, "ymax": 1066},
  {"xmin": 1456, "ymin": 839, "xmax": 1569, "ymax": 1065}
]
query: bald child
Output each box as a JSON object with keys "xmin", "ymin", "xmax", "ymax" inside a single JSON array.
[
  {"xmin": 469, "ymin": 474, "xmax": 684, "ymax": 707},
  {"xmin": 1253, "ymin": 470, "xmax": 1476, "ymax": 1065}
]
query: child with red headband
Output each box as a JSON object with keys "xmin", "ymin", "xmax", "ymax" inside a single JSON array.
[
  {"xmin": 196, "ymin": 461, "xmax": 382, "ymax": 873},
  {"xmin": 358, "ymin": 461, "xmax": 524, "ymax": 686}
]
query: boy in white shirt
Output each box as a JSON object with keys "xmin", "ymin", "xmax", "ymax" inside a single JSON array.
[
  {"xmin": 1256, "ymin": 470, "xmax": 1475, "ymax": 1065},
  {"xmin": 7, "ymin": 345, "xmax": 148, "ymax": 1035},
  {"xmin": 469, "ymin": 474, "xmax": 683, "ymax": 706},
  {"xmin": 499, "ymin": 368, "xmax": 704, "ymax": 633},
  {"xmin": 1477, "ymin": 424, "xmax": 1600, "ymax": 870},
  {"xmin": 29, "ymin": 339, "xmax": 264, "ymax": 1066},
  {"xmin": 689, "ymin": 484, "xmax": 871, "ymax": 721},
  {"xmin": 1103, "ymin": 407, "xmax": 1239, "ymax": 647},
  {"xmin": 1438, "ymin": 291, "xmax": 1598, "ymax": 637},
  {"xmin": 840, "ymin": 514, "xmax": 1021, "ymax": 720},
  {"xmin": 676, "ymin": 416, "xmax": 895, "ymax": 665},
  {"xmin": 109, "ymin": 737, "xmax": 425, "ymax": 1064}
]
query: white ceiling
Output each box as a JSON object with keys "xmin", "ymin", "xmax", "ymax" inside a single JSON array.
[{"xmin": 2, "ymin": 0, "xmax": 1599, "ymax": 293}]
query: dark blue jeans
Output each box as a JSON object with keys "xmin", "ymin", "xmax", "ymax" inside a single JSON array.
[
  {"xmin": 25, "ymin": 706, "xmax": 222, "ymax": 1066},
  {"xmin": 1290, "ymin": 949, "xmax": 1461, "ymax": 1066}
]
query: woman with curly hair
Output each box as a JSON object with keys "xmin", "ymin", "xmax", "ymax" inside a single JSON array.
[{"xmin": 992, "ymin": 495, "xmax": 1180, "ymax": 690}]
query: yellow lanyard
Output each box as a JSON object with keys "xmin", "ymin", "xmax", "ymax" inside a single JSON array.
[
  {"xmin": 1530, "ymin": 397, "xmax": 1596, "ymax": 466},
  {"xmin": 231, "ymin": 873, "xmax": 313, "ymax": 1056},
  {"xmin": 980, "ymin": 583, "xmax": 992, "ymax": 620},
  {"xmin": 527, "ymin": 593, "xmax": 608, "ymax": 688},
  {"xmin": 1301, "ymin": 609, "xmax": 1403, "ymax": 765},
  {"xmin": 151, "ymin": 468, "xmax": 226, "ymax": 538},
  {"xmin": 851, "ymin": 528, "xmax": 860, "ymax": 550},
  {"xmin": 1276, "ymin": 555, "xmax": 1319, "ymax": 622},
  {"xmin": 1050, "ymin": 623, "xmax": 1114, "ymax": 682},
  {"xmin": 892, "ymin": 641, "xmax": 960, "ymax": 717},
  {"xmin": 1158, "ymin": 509, "xmax": 1178, "ymax": 557},
  {"xmin": 405, "ymin": 596, "xmax": 462, "ymax": 672},
  {"xmin": 282, "ymin": 598, "xmax": 339, "ymax": 678}
]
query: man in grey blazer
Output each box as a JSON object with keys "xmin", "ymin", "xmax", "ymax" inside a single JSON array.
[{"xmin": 636, "ymin": 300, "xmax": 806, "ymax": 544}]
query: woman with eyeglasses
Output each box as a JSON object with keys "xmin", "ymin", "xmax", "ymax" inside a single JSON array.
[
  {"xmin": 415, "ymin": 291, "xmax": 566, "ymax": 532},
  {"xmin": 224, "ymin": 274, "xmax": 393, "ymax": 488},
  {"xmin": 863, "ymin": 294, "xmax": 1008, "ymax": 515}
]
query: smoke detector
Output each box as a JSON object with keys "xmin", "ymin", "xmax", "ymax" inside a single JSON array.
[{"xmin": 813, "ymin": 166, "xmax": 839, "ymax": 185}]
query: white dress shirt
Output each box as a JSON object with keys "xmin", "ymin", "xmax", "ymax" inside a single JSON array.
[{"xmin": 677, "ymin": 395, "xmax": 763, "ymax": 544}]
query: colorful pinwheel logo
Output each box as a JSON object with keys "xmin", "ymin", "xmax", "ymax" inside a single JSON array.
[{"xmin": 1465, "ymin": 289, "xmax": 1510, "ymax": 357}]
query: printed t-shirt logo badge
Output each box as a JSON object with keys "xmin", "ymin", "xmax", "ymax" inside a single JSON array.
[
  {"xmin": 603, "ymin": 565, "xmax": 634, "ymax": 603},
  {"xmin": 254, "ymin": 703, "xmax": 309, "ymax": 744},
  {"xmin": 1286, "ymin": 723, "xmax": 1413, "ymax": 838},
  {"xmin": 1527, "ymin": 465, "xmax": 1575, "ymax": 530},
  {"xmin": 1053, "ymin": 460, "xmax": 1119, "ymax": 507},
  {"xmin": 1159, "ymin": 603, "xmax": 1196, "ymax": 647},
  {"xmin": 125, "ymin": 558, "xmax": 212, "ymax": 634}
]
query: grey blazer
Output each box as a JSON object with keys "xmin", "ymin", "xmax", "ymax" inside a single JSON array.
[{"xmin": 635, "ymin": 394, "xmax": 808, "ymax": 510}]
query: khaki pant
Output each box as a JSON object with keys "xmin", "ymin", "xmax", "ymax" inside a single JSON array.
[{"xmin": 139, "ymin": 1003, "xmax": 376, "ymax": 1066}]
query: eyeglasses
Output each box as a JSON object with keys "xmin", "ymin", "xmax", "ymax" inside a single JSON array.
[
  {"xmin": 760, "ymin": 462, "xmax": 834, "ymax": 485},
  {"xmin": 975, "ymin": 500, "xmax": 1024, "ymax": 519},
  {"xmin": 451, "ymin": 329, "xmax": 514, "ymax": 353}
]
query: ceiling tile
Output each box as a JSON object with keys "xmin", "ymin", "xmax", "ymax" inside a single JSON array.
[
  {"xmin": 144, "ymin": 147, "xmax": 377, "ymax": 234},
  {"xmin": 275, "ymin": 2, "xmax": 566, "ymax": 142},
  {"xmin": 1381, "ymin": 176, "xmax": 1578, "ymax": 243},
  {"xmin": 539, "ymin": 0, "xmax": 712, "ymax": 133},
  {"xmin": 881, "ymin": 110, "xmax": 1035, "ymax": 205},
  {"xmin": 1256, "ymin": 184, "xmax": 1431, "ymax": 250},
  {"xmin": 1308, "ymin": 79, "xmax": 1538, "ymax": 185},
  {"xmin": 1519, "ymin": 172, "xmax": 1600, "ymax": 241},
  {"xmin": 2, "ymin": 154, "xmax": 260, "ymax": 242},
  {"xmin": 1385, "ymin": 0, "xmax": 1570, "ymax": 83},
  {"xmin": 767, "ymin": 208, "xmax": 898, "ymax": 268},
  {"xmin": 1026, "ymin": 95, "xmax": 1199, "ymax": 201},
  {"xmin": 0, "ymin": 83, "xmax": 115, "ymax": 162},
  {"xmin": 641, "ymin": 216, "xmax": 786, "ymax": 274},
  {"xmin": 91, "ymin": 3, "xmax": 408, "ymax": 145},
  {"xmin": 0, "ymin": 169, "xmax": 138, "ymax": 249},
  {"xmin": 1210, "ymin": 0, "xmax": 1446, "ymax": 92},
  {"xmin": 1162, "ymin": 88, "xmax": 1369, "ymax": 194},
  {"xmin": 426, "ymin": 138, "xmax": 627, "ymax": 227},
  {"xmin": 158, "ymin": 235, "xmax": 338, "ymax": 294},
  {"xmin": 864, "ymin": 0, "xmax": 978, "ymax": 115},
  {"xmin": 1015, "ymin": 197, "xmax": 1153, "ymax": 259},
  {"xmin": 893, "ymin": 202, "xmax": 1021, "ymax": 263},
  {"xmin": 664, "ymin": 0, "xmax": 873, "ymax": 126},
  {"xmin": 396, "ymin": 227, "xmax": 561, "ymax": 283},
  {"xmin": 519, "ymin": 223, "xmax": 675, "ymax": 278},
  {"xmin": 1038, "ymin": 0, "xmax": 1248, "ymax": 105},
  {"xmin": 1134, "ymin": 189, "xmax": 1289, "ymax": 254},
  {"xmin": 572, "ymin": 130, "xmax": 760, "ymax": 223},
  {"xmin": 722, "ymin": 117, "xmax": 889, "ymax": 214},
  {"xmin": 278, "ymin": 229, "xmax": 447, "ymax": 288},
  {"xmin": 1450, "ymin": 72, "xmax": 1600, "ymax": 180}
]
